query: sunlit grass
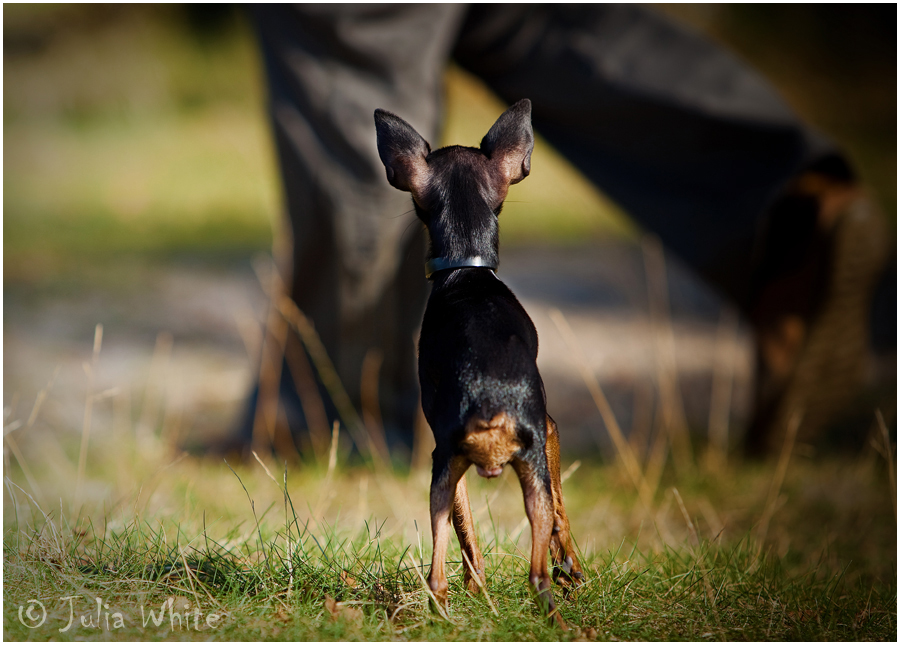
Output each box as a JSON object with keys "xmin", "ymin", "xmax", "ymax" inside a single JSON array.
[{"xmin": 3, "ymin": 331, "xmax": 896, "ymax": 640}]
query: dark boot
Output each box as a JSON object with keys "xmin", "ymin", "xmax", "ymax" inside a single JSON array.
[{"xmin": 747, "ymin": 169, "xmax": 893, "ymax": 455}]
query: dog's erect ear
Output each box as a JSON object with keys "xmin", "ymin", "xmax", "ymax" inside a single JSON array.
[
  {"xmin": 480, "ymin": 99, "xmax": 534, "ymax": 186},
  {"xmin": 374, "ymin": 109, "xmax": 431, "ymax": 194}
]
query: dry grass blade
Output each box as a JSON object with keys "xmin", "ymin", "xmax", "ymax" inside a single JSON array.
[
  {"xmin": 460, "ymin": 548, "xmax": 499, "ymax": 617},
  {"xmin": 6, "ymin": 478, "xmax": 67, "ymax": 564},
  {"xmin": 4, "ymin": 433, "xmax": 42, "ymax": 503},
  {"xmin": 26, "ymin": 366, "xmax": 61, "ymax": 428},
  {"xmin": 673, "ymin": 487, "xmax": 720, "ymax": 622},
  {"xmin": 251, "ymin": 450, "xmax": 279, "ymax": 487},
  {"xmin": 327, "ymin": 421, "xmax": 340, "ymax": 479},
  {"xmin": 135, "ymin": 330, "xmax": 173, "ymax": 450},
  {"xmin": 250, "ymin": 259, "xmax": 331, "ymax": 463},
  {"xmin": 361, "ymin": 347, "xmax": 391, "ymax": 464},
  {"xmin": 224, "ymin": 459, "xmax": 270, "ymax": 572},
  {"xmin": 672, "ymin": 487, "xmax": 699, "ymax": 546},
  {"xmin": 406, "ymin": 553, "xmax": 450, "ymax": 622},
  {"xmin": 874, "ymin": 410, "xmax": 896, "ymax": 520},
  {"xmin": 697, "ymin": 497, "xmax": 725, "ymax": 541},
  {"xmin": 641, "ymin": 235, "xmax": 694, "ymax": 477},
  {"xmin": 755, "ymin": 409, "xmax": 803, "ymax": 552},
  {"xmin": 6, "ymin": 477, "xmax": 51, "ymax": 526},
  {"xmin": 255, "ymin": 304, "xmax": 290, "ymax": 454},
  {"xmin": 75, "ymin": 323, "xmax": 103, "ymax": 508},
  {"xmin": 560, "ymin": 460, "xmax": 581, "ymax": 483},
  {"xmin": 277, "ymin": 295, "xmax": 390, "ymax": 473},
  {"xmin": 706, "ymin": 307, "xmax": 739, "ymax": 471},
  {"xmin": 250, "ymin": 259, "xmax": 380, "ymax": 466},
  {"xmin": 179, "ymin": 547, "xmax": 215, "ymax": 610},
  {"xmin": 250, "ymin": 259, "xmax": 292, "ymax": 458},
  {"xmin": 92, "ymin": 323, "xmax": 104, "ymax": 362},
  {"xmin": 548, "ymin": 307, "xmax": 652, "ymax": 509},
  {"xmin": 312, "ymin": 421, "xmax": 342, "ymax": 519},
  {"xmin": 284, "ymin": 464, "xmax": 296, "ymax": 594},
  {"xmin": 284, "ymin": 333, "xmax": 332, "ymax": 464}
]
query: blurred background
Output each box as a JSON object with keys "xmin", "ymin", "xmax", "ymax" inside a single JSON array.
[{"xmin": 4, "ymin": 4, "xmax": 896, "ymax": 464}]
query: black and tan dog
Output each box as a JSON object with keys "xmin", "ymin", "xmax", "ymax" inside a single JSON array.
[{"xmin": 375, "ymin": 99, "xmax": 583, "ymax": 624}]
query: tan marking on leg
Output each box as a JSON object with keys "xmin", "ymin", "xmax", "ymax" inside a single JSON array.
[
  {"xmin": 545, "ymin": 415, "xmax": 584, "ymax": 590},
  {"xmin": 427, "ymin": 456, "xmax": 468, "ymax": 611},
  {"xmin": 452, "ymin": 473, "xmax": 486, "ymax": 595},
  {"xmin": 512, "ymin": 456, "xmax": 566, "ymax": 629}
]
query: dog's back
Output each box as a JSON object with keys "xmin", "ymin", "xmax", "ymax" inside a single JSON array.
[{"xmin": 419, "ymin": 268, "xmax": 546, "ymax": 474}]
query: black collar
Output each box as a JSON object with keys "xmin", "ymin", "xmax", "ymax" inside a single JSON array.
[{"xmin": 425, "ymin": 256, "xmax": 497, "ymax": 280}]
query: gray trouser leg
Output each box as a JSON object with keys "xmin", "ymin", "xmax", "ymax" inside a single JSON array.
[
  {"xmin": 453, "ymin": 4, "xmax": 839, "ymax": 305},
  {"xmin": 250, "ymin": 5, "xmax": 466, "ymax": 444}
]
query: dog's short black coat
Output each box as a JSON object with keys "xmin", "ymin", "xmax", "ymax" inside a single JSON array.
[
  {"xmin": 419, "ymin": 268, "xmax": 544, "ymax": 463},
  {"xmin": 375, "ymin": 100, "xmax": 582, "ymax": 626}
]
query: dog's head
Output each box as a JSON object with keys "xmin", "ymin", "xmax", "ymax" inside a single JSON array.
[{"xmin": 374, "ymin": 100, "xmax": 534, "ymax": 263}]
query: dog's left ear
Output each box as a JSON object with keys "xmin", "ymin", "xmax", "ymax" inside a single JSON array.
[
  {"xmin": 375, "ymin": 109, "xmax": 432, "ymax": 195},
  {"xmin": 480, "ymin": 99, "xmax": 534, "ymax": 186}
]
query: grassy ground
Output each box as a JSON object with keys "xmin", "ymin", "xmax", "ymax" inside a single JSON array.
[{"xmin": 3, "ymin": 406, "xmax": 896, "ymax": 641}]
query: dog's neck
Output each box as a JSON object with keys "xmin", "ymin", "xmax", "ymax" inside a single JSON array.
[
  {"xmin": 424, "ymin": 255, "xmax": 497, "ymax": 280},
  {"xmin": 415, "ymin": 150, "xmax": 502, "ymax": 279}
]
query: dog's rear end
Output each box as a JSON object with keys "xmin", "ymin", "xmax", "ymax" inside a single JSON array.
[
  {"xmin": 375, "ymin": 100, "xmax": 583, "ymax": 625},
  {"xmin": 462, "ymin": 413, "xmax": 518, "ymax": 479}
]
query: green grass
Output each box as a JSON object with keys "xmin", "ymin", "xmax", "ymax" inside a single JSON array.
[{"xmin": 4, "ymin": 409, "xmax": 896, "ymax": 641}]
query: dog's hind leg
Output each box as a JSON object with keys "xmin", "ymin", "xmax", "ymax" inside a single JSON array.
[
  {"xmin": 427, "ymin": 454, "xmax": 468, "ymax": 611},
  {"xmin": 545, "ymin": 415, "xmax": 585, "ymax": 590},
  {"xmin": 452, "ymin": 472, "xmax": 487, "ymax": 595},
  {"xmin": 512, "ymin": 455, "xmax": 565, "ymax": 628}
]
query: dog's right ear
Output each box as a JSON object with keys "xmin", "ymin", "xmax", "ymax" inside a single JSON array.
[
  {"xmin": 480, "ymin": 99, "xmax": 534, "ymax": 187},
  {"xmin": 374, "ymin": 109, "xmax": 431, "ymax": 194}
]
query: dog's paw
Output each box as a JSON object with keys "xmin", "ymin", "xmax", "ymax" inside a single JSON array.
[
  {"xmin": 552, "ymin": 555, "xmax": 585, "ymax": 596},
  {"xmin": 463, "ymin": 569, "xmax": 486, "ymax": 596}
]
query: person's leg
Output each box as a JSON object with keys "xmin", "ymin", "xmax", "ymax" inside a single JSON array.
[
  {"xmin": 453, "ymin": 4, "xmax": 890, "ymax": 451},
  {"xmin": 242, "ymin": 5, "xmax": 467, "ymax": 454},
  {"xmin": 454, "ymin": 4, "xmax": 831, "ymax": 302}
]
